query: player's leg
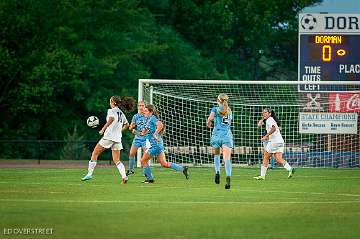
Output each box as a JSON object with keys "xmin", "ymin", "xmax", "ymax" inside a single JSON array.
[
  {"xmin": 128, "ymin": 144, "xmax": 138, "ymax": 175},
  {"xmin": 81, "ymin": 143, "xmax": 106, "ymax": 181},
  {"xmin": 112, "ymin": 149, "xmax": 128, "ymax": 184},
  {"xmin": 222, "ymin": 145, "xmax": 232, "ymax": 189},
  {"xmin": 270, "ymin": 157, "xmax": 276, "ymax": 169},
  {"xmin": 141, "ymin": 152, "xmax": 154, "ymax": 183},
  {"xmin": 273, "ymin": 152, "xmax": 295, "ymax": 178},
  {"xmin": 157, "ymin": 152, "xmax": 189, "ymax": 179},
  {"xmin": 254, "ymin": 151, "xmax": 271, "ymax": 180},
  {"xmin": 211, "ymin": 134, "xmax": 221, "ymax": 184},
  {"xmin": 212, "ymin": 147, "xmax": 221, "ymax": 174}
]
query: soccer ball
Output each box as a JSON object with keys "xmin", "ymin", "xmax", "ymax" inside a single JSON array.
[
  {"xmin": 87, "ymin": 116, "xmax": 99, "ymax": 128},
  {"xmin": 301, "ymin": 14, "xmax": 317, "ymax": 30}
]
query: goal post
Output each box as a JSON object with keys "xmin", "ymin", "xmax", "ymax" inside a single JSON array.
[{"xmin": 138, "ymin": 79, "xmax": 360, "ymax": 168}]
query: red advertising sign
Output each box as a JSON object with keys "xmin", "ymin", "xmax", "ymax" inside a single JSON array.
[{"xmin": 328, "ymin": 93, "xmax": 360, "ymax": 112}]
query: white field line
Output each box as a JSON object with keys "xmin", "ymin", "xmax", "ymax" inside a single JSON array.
[
  {"xmin": 0, "ymin": 198, "xmax": 359, "ymax": 205},
  {"xmin": 1, "ymin": 181, "xmax": 360, "ymax": 198}
]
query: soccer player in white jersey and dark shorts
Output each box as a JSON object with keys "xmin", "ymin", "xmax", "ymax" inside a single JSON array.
[
  {"xmin": 81, "ymin": 95, "xmax": 135, "ymax": 184},
  {"xmin": 254, "ymin": 108, "xmax": 295, "ymax": 180}
]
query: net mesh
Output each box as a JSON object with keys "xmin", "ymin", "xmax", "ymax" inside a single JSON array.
[{"xmin": 140, "ymin": 80, "xmax": 360, "ymax": 168}]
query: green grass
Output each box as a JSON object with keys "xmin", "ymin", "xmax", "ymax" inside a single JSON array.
[{"xmin": 0, "ymin": 167, "xmax": 360, "ymax": 239}]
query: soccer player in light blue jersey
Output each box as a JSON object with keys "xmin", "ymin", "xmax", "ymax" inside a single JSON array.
[
  {"xmin": 127, "ymin": 101, "xmax": 147, "ymax": 175},
  {"xmin": 207, "ymin": 93, "xmax": 233, "ymax": 189},
  {"xmin": 140, "ymin": 104, "xmax": 189, "ymax": 183}
]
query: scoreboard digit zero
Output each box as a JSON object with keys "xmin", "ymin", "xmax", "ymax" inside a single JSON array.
[{"xmin": 298, "ymin": 13, "xmax": 360, "ymax": 92}]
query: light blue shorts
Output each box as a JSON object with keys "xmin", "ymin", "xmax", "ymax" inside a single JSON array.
[
  {"xmin": 210, "ymin": 134, "xmax": 234, "ymax": 149},
  {"xmin": 146, "ymin": 144, "xmax": 165, "ymax": 157},
  {"xmin": 132, "ymin": 137, "xmax": 146, "ymax": 148}
]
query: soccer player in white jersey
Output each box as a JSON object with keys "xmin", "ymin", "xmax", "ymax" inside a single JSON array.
[
  {"xmin": 81, "ymin": 95, "xmax": 135, "ymax": 183},
  {"xmin": 254, "ymin": 108, "xmax": 295, "ymax": 180}
]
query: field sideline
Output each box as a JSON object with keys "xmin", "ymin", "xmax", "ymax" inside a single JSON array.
[{"xmin": 1, "ymin": 167, "xmax": 359, "ymax": 239}]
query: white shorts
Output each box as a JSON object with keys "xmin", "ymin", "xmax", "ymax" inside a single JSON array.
[
  {"xmin": 99, "ymin": 138, "xmax": 123, "ymax": 150},
  {"xmin": 265, "ymin": 142, "xmax": 284, "ymax": 153}
]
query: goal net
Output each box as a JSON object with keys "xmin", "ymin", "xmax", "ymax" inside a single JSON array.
[{"xmin": 138, "ymin": 80, "xmax": 360, "ymax": 168}]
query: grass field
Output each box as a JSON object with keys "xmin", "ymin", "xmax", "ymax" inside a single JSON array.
[{"xmin": 1, "ymin": 167, "xmax": 360, "ymax": 239}]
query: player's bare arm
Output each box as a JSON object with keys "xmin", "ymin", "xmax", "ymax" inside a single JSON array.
[{"xmin": 99, "ymin": 117, "xmax": 114, "ymax": 135}]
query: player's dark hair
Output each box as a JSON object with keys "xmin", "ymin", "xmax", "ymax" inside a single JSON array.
[
  {"xmin": 145, "ymin": 104, "xmax": 165, "ymax": 135},
  {"xmin": 111, "ymin": 96, "xmax": 135, "ymax": 112},
  {"xmin": 263, "ymin": 108, "xmax": 281, "ymax": 127}
]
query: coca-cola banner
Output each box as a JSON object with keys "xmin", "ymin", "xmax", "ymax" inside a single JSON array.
[{"xmin": 328, "ymin": 93, "xmax": 360, "ymax": 112}]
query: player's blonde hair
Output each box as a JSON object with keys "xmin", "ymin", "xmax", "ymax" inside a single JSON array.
[{"xmin": 217, "ymin": 93, "xmax": 231, "ymax": 117}]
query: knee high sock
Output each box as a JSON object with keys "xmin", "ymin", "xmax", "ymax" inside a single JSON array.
[
  {"xmin": 224, "ymin": 159, "xmax": 232, "ymax": 177},
  {"xmin": 214, "ymin": 155, "xmax": 221, "ymax": 173},
  {"xmin": 129, "ymin": 157, "xmax": 135, "ymax": 171},
  {"xmin": 116, "ymin": 161, "xmax": 127, "ymax": 179},
  {"xmin": 87, "ymin": 160, "xmax": 97, "ymax": 176}
]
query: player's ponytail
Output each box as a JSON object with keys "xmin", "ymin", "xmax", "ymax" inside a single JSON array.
[
  {"xmin": 270, "ymin": 109, "xmax": 281, "ymax": 127},
  {"xmin": 217, "ymin": 93, "xmax": 231, "ymax": 117},
  {"xmin": 120, "ymin": 96, "xmax": 135, "ymax": 112},
  {"xmin": 111, "ymin": 96, "xmax": 135, "ymax": 112}
]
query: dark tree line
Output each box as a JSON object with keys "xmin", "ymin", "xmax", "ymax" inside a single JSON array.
[{"xmin": 0, "ymin": 0, "xmax": 320, "ymax": 141}]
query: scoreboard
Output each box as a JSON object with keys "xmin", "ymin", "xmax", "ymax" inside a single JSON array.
[{"xmin": 298, "ymin": 13, "xmax": 360, "ymax": 92}]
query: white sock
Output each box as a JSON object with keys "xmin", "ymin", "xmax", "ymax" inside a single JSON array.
[
  {"xmin": 283, "ymin": 162, "xmax": 292, "ymax": 171},
  {"xmin": 87, "ymin": 160, "xmax": 97, "ymax": 176},
  {"xmin": 116, "ymin": 162, "xmax": 127, "ymax": 179},
  {"xmin": 260, "ymin": 165, "xmax": 268, "ymax": 178}
]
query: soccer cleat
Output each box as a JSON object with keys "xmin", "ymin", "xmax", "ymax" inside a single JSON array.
[
  {"xmin": 253, "ymin": 176, "xmax": 265, "ymax": 180},
  {"xmin": 183, "ymin": 166, "xmax": 189, "ymax": 179},
  {"xmin": 122, "ymin": 176, "xmax": 128, "ymax": 184},
  {"xmin": 142, "ymin": 179, "xmax": 155, "ymax": 184},
  {"xmin": 225, "ymin": 176, "xmax": 231, "ymax": 189},
  {"xmin": 215, "ymin": 172, "xmax": 220, "ymax": 184},
  {"xmin": 81, "ymin": 174, "xmax": 93, "ymax": 181},
  {"xmin": 126, "ymin": 170, "xmax": 135, "ymax": 176},
  {"xmin": 288, "ymin": 168, "xmax": 295, "ymax": 178}
]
